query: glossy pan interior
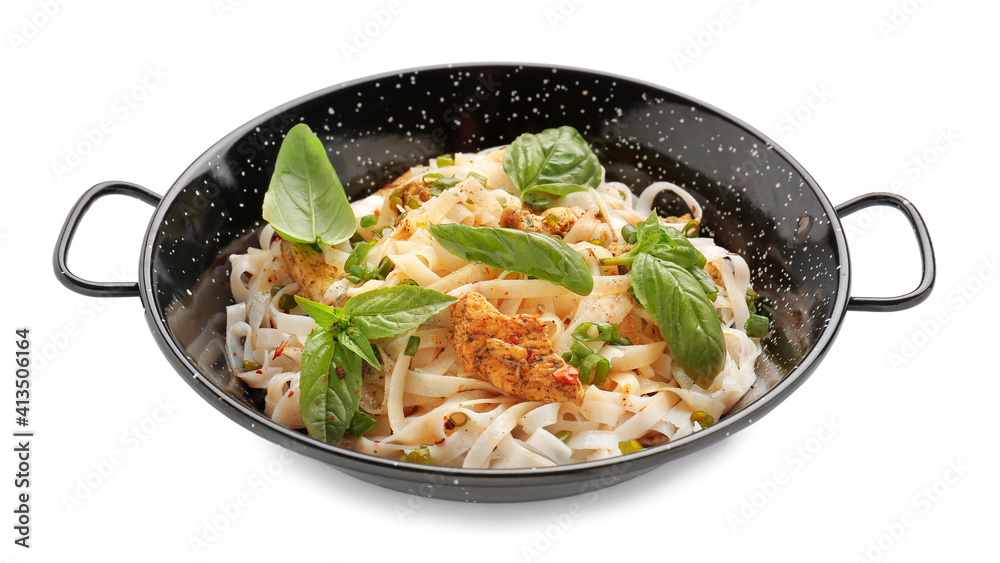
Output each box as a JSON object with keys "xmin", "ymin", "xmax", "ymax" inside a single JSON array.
[{"xmin": 56, "ymin": 63, "xmax": 934, "ymax": 502}]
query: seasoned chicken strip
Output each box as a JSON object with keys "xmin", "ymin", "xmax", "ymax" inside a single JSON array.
[
  {"xmin": 448, "ymin": 292, "xmax": 584, "ymax": 405},
  {"xmin": 500, "ymin": 206, "xmax": 580, "ymax": 236},
  {"xmin": 280, "ymin": 239, "xmax": 343, "ymax": 303}
]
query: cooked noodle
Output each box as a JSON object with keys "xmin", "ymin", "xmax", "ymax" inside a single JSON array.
[{"xmin": 225, "ymin": 145, "xmax": 763, "ymax": 467}]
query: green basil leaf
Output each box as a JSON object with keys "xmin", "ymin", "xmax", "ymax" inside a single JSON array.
[
  {"xmin": 521, "ymin": 183, "xmax": 591, "ymax": 198},
  {"xmin": 429, "ymin": 223, "xmax": 594, "ymax": 296},
  {"xmin": 347, "ymin": 411, "xmax": 377, "ymax": 437},
  {"xmin": 633, "ymin": 212, "xmax": 664, "ymax": 253},
  {"xmin": 344, "ymin": 285, "xmax": 457, "ymax": 339},
  {"xmin": 687, "ymin": 266, "xmax": 719, "ymax": 302},
  {"xmin": 647, "ymin": 243, "xmax": 707, "ymax": 270},
  {"xmin": 262, "ymin": 123, "xmax": 355, "ymax": 246},
  {"xmin": 502, "ymin": 126, "xmax": 601, "ymax": 198},
  {"xmin": 340, "ymin": 325, "xmax": 381, "ymax": 370},
  {"xmin": 660, "ymin": 226, "xmax": 707, "ymax": 269},
  {"xmin": 299, "ymin": 332, "xmax": 362, "ymax": 444},
  {"xmin": 293, "ymin": 295, "xmax": 344, "ymax": 328},
  {"xmin": 631, "ymin": 253, "xmax": 725, "ymax": 389}
]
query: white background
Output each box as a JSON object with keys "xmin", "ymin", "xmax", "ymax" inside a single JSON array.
[{"xmin": 3, "ymin": 0, "xmax": 996, "ymax": 561}]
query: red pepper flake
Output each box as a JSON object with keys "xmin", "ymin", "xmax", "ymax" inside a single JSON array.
[
  {"xmin": 273, "ymin": 341, "xmax": 288, "ymax": 359},
  {"xmin": 322, "ymin": 376, "xmax": 328, "ymax": 383},
  {"xmin": 330, "ymin": 414, "xmax": 336, "ymax": 420},
  {"xmin": 335, "ymin": 366, "xmax": 346, "ymax": 379},
  {"xmin": 403, "ymin": 406, "xmax": 418, "ymax": 417},
  {"xmin": 553, "ymin": 362, "xmax": 579, "ymax": 385},
  {"xmin": 563, "ymin": 317, "xmax": 571, "ymax": 325},
  {"xmin": 315, "ymin": 400, "xmax": 320, "ymax": 405},
  {"xmin": 435, "ymin": 438, "xmax": 445, "ymax": 445},
  {"xmin": 255, "ymin": 370, "xmax": 263, "ymax": 374},
  {"xmin": 287, "ymin": 390, "xmax": 294, "ymax": 398}
]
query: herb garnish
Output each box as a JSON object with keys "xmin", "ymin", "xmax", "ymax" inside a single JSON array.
[
  {"xmin": 428, "ymin": 223, "xmax": 594, "ymax": 296},
  {"xmin": 262, "ymin": 123, "xmax": 356, "ymax": 246},
  {"xmin": 295, "ymin": 286, "xmax": 456, "ymax": 444},
  {"xmin": 502, "ymin": 125, "xmax": 602, "ymax": 209}
]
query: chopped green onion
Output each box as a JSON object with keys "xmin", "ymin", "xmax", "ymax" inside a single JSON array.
[
  {"xmin": 468, "ymin": 171, "xmax": 488, "ymax": 186},
  {"xmin": 345, "ymin": 240, "xmax": 374, "ymax": 273},
  {"xmin": 404, "ymin": 335, "xmax": 421, "ymax": 356},
  {"xmin": 524, "ymin": 193, "xmax": 550, "ymax": 213},
  {"xmin": 555, "ymin": 430, "xmax": 573, "ymax": 444},
  {"xmin": 397, "ymin": 278, "xmax": 419, "ymax": 286},
  {"xmin": 278, "ymin": 293, "xmax": 297, "ymax": 311},
  {"xmin": 399, "ymin": 446, "xmax": 432, "ymax": 465},
  {"xmin": 359, "ymin": 214, "xmax": 378, "ymax": 228},
  {"xmin": 431, "ymin": 176, "xmax": 461, "ymax": 190},
  {"xmin": 448, "ymin": 412, "xmax": 469, "ymax": 427},
  {"xmin": 565, "ymin": 341, "xmax": 609, "ymax": 387},
  {"xmin": 377, "ymin": 257, "xmax": 394, "ymax": 279},
  {"xmin": 270, "ymin": 285, "xmax": 285, "ymax": 296},
  {"xmin": 746, "ymin": 287, "xmax": 759, "ymax": 302},
  {"xmin": 422, "ymin": 173, "xmax": 444, "ymax": 184},
  {"xmin": 388, "ymin": 187, "xmax": 406, "ymax": 210},
  {"xmin": 347, "ymin": 411, "xmax": 377, "ymax": 437},
  {"xmin": 618, "ymin": 440, "xmax": 643, "ymax": 455},
  {"xmin": 241, "ymin": 360, "xmax": 263, "ymax": 372},
  {"xmin": 690, "ymin": 411, "xmax": 715, "ymax": 428},
  {"xmin": 406, "ymin": 197, "xmax": 421, "ymax": 209},
  {"xmin": 436, "ymin": 154, "xmax": 454, "ymax": 167},
  {"xmin": 570, "ymin": 341, "xmax": 593, "ymax": 358},
  {"xmin": 621, "ymin": 224, "xmax": 638, "ymax": 245},
  {"xmin": 744, "ymin": 314, "xmax": 769, "ymax": 338},
  {"xmin": 543, "ymin": 213, "xmax": 560, "ymax": 228},
  {"xmin": 572, "ymin": 322, "xmax": 632, "ymax": 346},
  {"xmin": 579, "ymin": 353, "xmax": 609, "ymax": 387},
  {"xmin": 682, "ymin": 220, "xmax": 700, "ymax": 238},
  {"xmin": 371, "ymin": 225, "xmax": 393, "ymax": 239}
]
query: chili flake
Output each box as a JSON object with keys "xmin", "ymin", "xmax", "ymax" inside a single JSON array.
[{"xmin": 553, "ymin": 362, "xmax": 579, "ymax": 385}]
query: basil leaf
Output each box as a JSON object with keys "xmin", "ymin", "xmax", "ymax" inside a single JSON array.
[
  {"xmin": 347, "ymin": 411, "xmax": 376, "ymax": 437},
  {"xmin": 340, "ymin": 325, "xmax": 381, "ymax": 370},
  {"xmin": 632, "ymin": 212, "xmax": 664, "ymax": 254},
  {"xmin": 344, "ymin": 285, "xmax": 457, "ymax": 339},
  {"xmin": 687, "ymin": 266, "xmax": 719, "ymax": 302},
  {"xmin": 429, "ymin": 223, "xmax": 594, "ymax": 296},
  {"xmin": 262, "ymin": 123, "xmax": 355, "ymax": 246},
  {"xmin": 502, "ymin": 126, "xmax": 602, "ymax": 198},
  {"xmin": 660, "ymin": 226, "xmax": 707, "ymax": 269},
  {"xmin": 293, "ymin": 295, "xmax": 344, "ymax": 328},
  {"xmin": 298, "ymin": 332, "xmax": 363, "ymax": 444},
  {"xmin": 631, "ymin": 253, "xmax": 725, "ymax": 389},
  {"xmin": 647, "ymin": 243, "xmax": 706, "ymax": 270}
]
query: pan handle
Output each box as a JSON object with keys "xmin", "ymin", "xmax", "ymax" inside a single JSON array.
[
  {"xmin": 835, "ymin": 192, "xmax": 935, "ymax": 312},
  {"xmin": 53, "ymin": 181, "xmax": 161, "ymax": 298}
]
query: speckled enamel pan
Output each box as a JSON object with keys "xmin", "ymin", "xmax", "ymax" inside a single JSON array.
[{"xmin": 54, "ymin": 63, "xmax": 934, "ymax": 502}]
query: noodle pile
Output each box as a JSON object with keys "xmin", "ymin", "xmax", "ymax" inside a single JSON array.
[{"xmin": 225, "ymin": 146, "xmax": 761, "ymax": 468}]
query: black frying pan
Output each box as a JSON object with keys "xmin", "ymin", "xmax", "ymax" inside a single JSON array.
[{"xmin": 53, "ymin": 63, "xmax": 934, "ymax": 502}]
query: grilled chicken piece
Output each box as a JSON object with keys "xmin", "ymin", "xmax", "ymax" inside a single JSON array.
[
  {"xmin": 448, "ymin": 292, "xmax": 584, "ymax": 405},
  {"xmin": 500, "ymin": 206, "xmax": 580, "ymax": 237},
  {"xmin": 279, "ymin": 239, "xmax": 343, "ymax": 303}
]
